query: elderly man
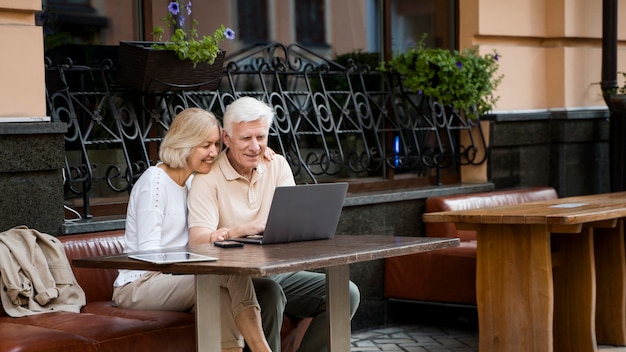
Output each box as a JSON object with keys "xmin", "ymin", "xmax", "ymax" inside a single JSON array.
[{"xmin": 187, "ymin": 97, "xmax": 360, "ymax": 352}]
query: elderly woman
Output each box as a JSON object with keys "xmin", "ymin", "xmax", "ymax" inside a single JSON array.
[{"xmin": 112, "ymin": 108, "xmax": 272, "ymax": 352}]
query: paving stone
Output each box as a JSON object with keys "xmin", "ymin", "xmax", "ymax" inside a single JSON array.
[{"xmin": 351, "ymin": 324, "xmax": 478, "ymax": 351}]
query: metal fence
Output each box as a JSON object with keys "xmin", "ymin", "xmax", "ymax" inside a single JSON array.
[{"xmin": 46, "ymin": 42, "xmax": 488, "ymax": 218}]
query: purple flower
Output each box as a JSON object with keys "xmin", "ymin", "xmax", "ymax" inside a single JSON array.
[
  {"xmin": 168, "ymin": 1, "xmax": 180, "ymax": 16},
  {"xmin": 224, "ymin": 27, "xmax": 235, "ymax": 40},
  {"xmin": 456, "ymin": 61, "xmax": 463, "ymax": 69},
  {"xmin": 494, "ymin": 53, "xmax": 499, "ymax": 61},
  {"xmin": 179, "ymin": 15, "xmax": 185, "ymax": 27},
  {"xmin": 186, "ymin": 1, "xmax": 192, "ymax": 16}
]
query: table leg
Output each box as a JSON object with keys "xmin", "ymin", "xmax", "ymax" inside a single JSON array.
[
  {"xmin": 195, "ymin": 274, "xmax": 221, "ymax": 352},
  {"xmin": 476, "ymin": 224, "xmax": 553, "ymax": 352},
  {"xmin": 551, "ymin": 229, "xmax": 596, "ymax": 352},
  {"xmin": 594, "ymin": 220, "xmax": 626, "ymax": 346},
  {"xmin": 327, "ymin": 265, "xmax": 351, "ymax": 352}
]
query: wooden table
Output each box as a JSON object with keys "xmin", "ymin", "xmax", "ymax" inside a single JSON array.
[
  {"xmin": 73, "ymin": 235, "xmax": 459, "ymax": 352},
  {"xmin": 423, "ymin": 191, "xmax": 626, "ymax": 352}
]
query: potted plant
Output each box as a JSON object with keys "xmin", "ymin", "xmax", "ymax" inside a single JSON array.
[
  {"xmin": 117, "ymin": 1, "xmax": 235, "ymax": 92},
  {"xmin": 379, "ymin": 37, "xmax": 503, "ymax": 120},
  {"xmin": 380, "ymin": 38, "xmax": 503, "ymax": 183}
]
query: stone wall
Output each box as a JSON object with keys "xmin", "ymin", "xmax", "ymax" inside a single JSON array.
[
  {"xmin": 489, "ymin": 109, "xmax": 610, "ymax": 197},
  {"xmin": 0, "ymin": 123, "xmax": 66, "ymax": 235}
]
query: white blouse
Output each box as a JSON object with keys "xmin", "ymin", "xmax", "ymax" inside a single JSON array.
[{"xmin": 114, "ymin": 165, "xmax": 189, "ymax": 287}]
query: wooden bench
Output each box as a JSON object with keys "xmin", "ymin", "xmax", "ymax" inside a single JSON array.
[
  {"xmin": 383, "ymin": 187, "xmax": 558, "ymax": 305},
  {"xmin": 0, "ymin": 229, "xmax": 310, "ymax": 352}
]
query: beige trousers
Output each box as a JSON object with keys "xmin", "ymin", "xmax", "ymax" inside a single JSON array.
[{"xmin": 113, "ymin": 272, "xmax": 259, "ymax": 349}]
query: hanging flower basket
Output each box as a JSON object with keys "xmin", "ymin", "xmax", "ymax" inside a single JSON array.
[{"xmin": 116, "ymin": 41, "xmax": 226, "ymax": 93}]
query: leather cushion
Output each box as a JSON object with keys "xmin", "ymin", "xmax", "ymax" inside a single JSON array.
[
  {"xmin": 425, "ymin": 187, "xmax": 558, "ymax": 241},
  {"xmin": 385, "ymin": 242, "xmax": 477, "ymax": 304},
  {"xmin": 1, "ymin": 311, "xmax": 195, "ymax": 352},
  {"xmin": 60, "ymin": 231, "xmax": 125, "ymax": 303},
  {"xmin": 0, "ymin": 322, "xmax": 96, "ymax": 352}
]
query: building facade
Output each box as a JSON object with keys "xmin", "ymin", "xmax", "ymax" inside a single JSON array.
[{"xmin": 0, "ymin": 0, "xmax": 623, "ymax": 329}]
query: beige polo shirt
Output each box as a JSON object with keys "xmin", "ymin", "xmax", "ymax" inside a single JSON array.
[{"xmin": 188, "ymin": 152, "xmax": 295, "ymax": 231}]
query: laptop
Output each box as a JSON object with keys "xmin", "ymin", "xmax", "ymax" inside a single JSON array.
[{"xmin": 234, "ymin": 182, "xmax": 349, "ymax": 245}]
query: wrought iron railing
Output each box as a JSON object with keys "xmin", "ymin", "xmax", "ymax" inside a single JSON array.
[{"xmin": 46, "ymin": 42, "xmax": 488, "ymax": 218}]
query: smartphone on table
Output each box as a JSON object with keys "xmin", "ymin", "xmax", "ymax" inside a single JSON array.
[{"xmin": 214, "ymin": 240, "xmax": 244, "ymax": 248}]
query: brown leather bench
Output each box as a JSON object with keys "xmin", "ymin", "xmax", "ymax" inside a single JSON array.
[
  {"xmin": 384, "ymin": 187, "xmax": 558, "ymax": 305},
  {"xmin": 0, "ymin": 230, "xmax": 310, "ymax": 352}
]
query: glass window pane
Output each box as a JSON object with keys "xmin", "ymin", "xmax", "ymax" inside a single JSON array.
[
  {"xmin": 237, "ymin": 0, "xmax": 269, "ymax": 44},
  {"xmin": 295, "ymin": 0, "xmax": 326, "ymax": 46},
  {"xmin": 391, "ymin": 0, "xmax": 455, "ymax": 52}
]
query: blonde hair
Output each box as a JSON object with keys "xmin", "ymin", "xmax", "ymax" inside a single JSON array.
[
  {"xmin": 159, "ymin": 108, "xmax": 220, "ymax": 169},
  {"xmin": 223, "ymin": 97, "xmax": 274, "ymax": 135}
]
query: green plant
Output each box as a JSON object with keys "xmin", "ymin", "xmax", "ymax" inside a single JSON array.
[
  {"xmin": 152, "ymin": 1, "xmax": 235, "ymax": 67},
  {"xmin": 380, "ymin": 38, "xmax": 503, "ymax": 119}
]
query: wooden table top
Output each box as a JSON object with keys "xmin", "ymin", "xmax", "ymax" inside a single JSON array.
[
  {"xmin": 72, "ymin": 235, "xmax": 459, "ymax": 276},
  {"xmin": 423, "ymin": 191, "xmax": 626, "ymax": 226}
]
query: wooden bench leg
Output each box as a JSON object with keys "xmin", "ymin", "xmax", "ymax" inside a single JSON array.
[
  {"xmin": 551, "ymin": 230, "xmax": 596, "ymax": 352},
  {"xmin": 476, "ymin": 224, "xmax": 553, "ymax": 352},
  {"xmin": 594, "ymin": 219, "xmax": 626, "ymax": 346}
]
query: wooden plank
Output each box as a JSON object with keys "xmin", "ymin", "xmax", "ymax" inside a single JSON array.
[
  {"xmin": 594, "ymin": 220, "xmax": 626, "ymax": 346},
  {"xmin": 552, "ymin": 230, "xmax": 596, "ymax": 352},
  {"xmin": 423, "ymin": 193, "xmax": 626, "ymax": 226},
  {"xmin": 73, "ymin": 235, "xmax": 459, "ymax": 276},
  {"xmin": 476, "ymin": 224, "xmax": 553, "ymax": 352},
  {"xmin": 585, "ymin": 219, "xmax": 618, "ymax": 229},
  {"xmin": 550, "ymin": 224, "xmax": 583, "ymax": 233}
]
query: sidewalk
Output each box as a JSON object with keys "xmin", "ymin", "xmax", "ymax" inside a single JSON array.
[
  {"xmin": 351, "ymin": 324, "xmax": 478, "ymax": 351},
  {"xmin": 350, "ymin": 301, "xmax": 479, "ymax": 351}
]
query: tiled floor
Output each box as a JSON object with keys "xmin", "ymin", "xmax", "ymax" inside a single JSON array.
[
  {"xmin": 351, "ymin": 324, "xmax": 626, "ymax": 352},
  {"xmin": 351, "ymin": 324, "xmax": 478, "ymax": 352},
  {"xmin": 351, "ymin": 302, "xmax": 479, "ymax": 351},
  {"xmin": 351, "ymin": 322, "xmax": 626, "ymax": 352}
]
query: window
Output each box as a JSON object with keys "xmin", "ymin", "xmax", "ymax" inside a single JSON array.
[
  {"xmin": 390, "ymin": 0, "xmax": 456, "ymax": 52},
  {"xmin": 295, "ymin": 0, "xmax": 326, "ymax": 46},
  {"xmin": 236, "ymin": 0, "xmax": 269, "ymax": 44},
  {"xmin": 40, "ymin": 0, "xmax": 107, "ymax": 50}
]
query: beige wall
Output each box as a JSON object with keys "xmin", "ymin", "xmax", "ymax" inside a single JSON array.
[
  {"xmin": 461, "ymin": 0, "xmax": 625, "ymax": 112},
  {"xmin": 94, "ymin": 0, "xmax": 368, "ymax": 58},
  {"xmin": 0, "ymin": 0, "xmax": 45, "ymax": 119},
  {"xmin": 4, "ymin": 0, "xmax": 621, "ymax": 119}
]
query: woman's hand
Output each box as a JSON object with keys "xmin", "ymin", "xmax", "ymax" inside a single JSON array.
[{"xmin": 263, "ymin": 147, "xmax": 276, "ymax": 161}]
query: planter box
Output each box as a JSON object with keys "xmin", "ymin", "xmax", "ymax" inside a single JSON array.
[{"xmin": 117, "ymin": 41, "xmax": 225, "ymax": 92}]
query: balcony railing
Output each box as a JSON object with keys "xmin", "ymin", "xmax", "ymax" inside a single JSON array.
[{"xmin": 45, "ymin": 42, "xmax": 488, "ymax": 218}]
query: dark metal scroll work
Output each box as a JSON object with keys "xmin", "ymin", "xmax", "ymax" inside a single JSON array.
[{"xmin": 46, "ymin": 42, "xmax": 488, "ymax": 218}]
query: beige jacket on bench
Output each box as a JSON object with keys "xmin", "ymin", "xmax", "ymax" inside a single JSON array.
[{"xmin": 0, "ymin": 226, "xmax": 85, "ymax": 317}]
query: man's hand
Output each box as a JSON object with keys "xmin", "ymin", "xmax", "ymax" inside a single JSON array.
[
  {"xmin": 190, "ymin": 220, "xmax": 266, "ymax": 245},
  {"xmin": 242, "ymin": 219, "xmax": 266, "ymax": 237},
  {"xmin": 189, "ymin": 226, "xmax": 229, "ymax": 245}
]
